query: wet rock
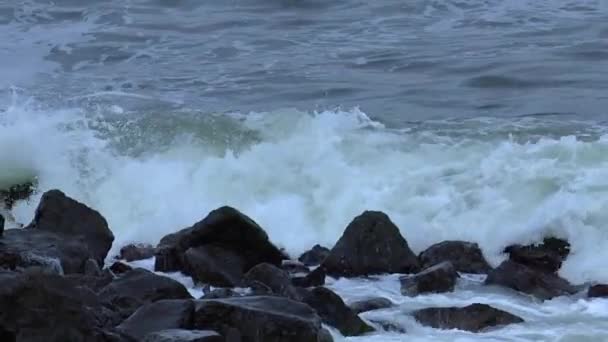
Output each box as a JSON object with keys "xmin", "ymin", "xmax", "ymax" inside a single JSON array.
[
  {"xmin": 119, "ymin": 243, "xmax": 156, "ymax": 262},
  {"xmin": 299, "ymin": 245, "xmax": 331, "ymax": 266},
  {"xmin": 110, "ymin": 261, "xmax": 133, "ymax": 275},
  {"xmin": 155, "ymin": 206, "xmax": 286, "ymax": 286},
  {"xmin": 413, "ymin": 303, "xmax": 524, "ymax": 332},
  {"xmin": 84, "ymin": 258, "xmax": 102, "ymax": 277},
  {"xmin": 400, "ymin": 261, "xmax": 458, "ymax": 296},
  {"xmin": 194, "ymin": 296, "xmax": 331, "ymax": 342},
  {"xmin": 369, "ymin": 320, "xmax": 407, "ymax": 333},
  {"xmin": 200, "ymin": 288, "xmax": 238, "ymax": 300},
  {"xmin": 282, "ymin": 260, "xmax": 310, "ymax": 274},
  {"xmin": 117, "ymin": 299, "xmax": 195, "ymax": 340},
  {"xmin": 64, "ymin": 271, "xmax": 114, "ymax": 293},
  {"xmin": 504, "ymin": 237, "xmax": 570, "ymax": 274},
  {"xmin": 485, "ymin": 260, "xmax": 576, "ymax": 300},
  {"xmin": 302, "ymin": 287, "xmax": 374, "ymax": 336},
  {"xmin": 0, "ymin": 214, "xmax": 4, "ymax": 237},
  {"xmin": 244, "ymin": 263, "xmax": 303, "ymax": 300},
  {"xmin": 419, "ymin": 241, "xmax": 492, "ymax": 274},
  {"xmin": 349, "ymin": 297, "xmax": 394, "ymax": 314},
  {"xmin": 292, "ymin": 267, "xmax": 326, "ymax": 287},
  {"xmin": 143, "ymin": 330, "xmax": 222, "ymax": 342},
  {"xmin": 588, "ymin": 284, "xmax": 608, "ymax": 298},
  {"xmin": 322, "ymin": 211, "xmax": 420, "ymax": 277},
  {"xmin": 99, "ymin": 268, "xmax": 192, "ymax": 319}
]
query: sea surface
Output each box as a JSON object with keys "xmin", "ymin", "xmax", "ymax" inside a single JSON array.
[{"xmin": 2, "ymin": 1, "xmax": 608, "ymax": 340}]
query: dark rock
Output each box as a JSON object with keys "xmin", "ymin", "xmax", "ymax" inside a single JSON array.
[
  {"xmin": 99, "ymin": 268, "xmax": 192, "ymax": 319},
  {"xmin": 249, "ymin": 280, "xmax": 274, "ymax": 296},
  {"xmin": 419, "ymin": 241, "xmax": 492, "ymax": 274},
  {"xmin": 588, "ymin": 284, "xmax": 608, "ymax": 298},
  {"xmin": 349, "ymin": 297, "xmax": 394, "ymax": 314},
  {"xmin": 321, "ymin": 211, "xmax": 419, "ymax": 277},
  {"xmin": 504, "ymin": 237, "xmax": 570, "ymax": 274},
  {"xmin": 292, "ymin": 267, "xmax": 326, "ymax": 288},
  {"xmin": 27, "ymin": 189, "xmax": 114, "ymax": 268},
  {"xmin": 194, "ymin": 296, "xmax": 331, "ymax": 342},
  {"xmin": 400, "ymin": 261, "xmax": 458, "ymax": 296},
  {"xmin": 413, "ymin": 303, "xmax": 524, "ymax": 332},
  {"xmin": 0, "ymin": 181, "xmax": 35, "ymax": 209},
  {"xmin": 200, "ymin": 288, "xmax": 238, "ymax": 299},
  {"xmin": 117, "ymin": 299, "xmax": 195, "ymax": 340},
  {"xmin": 0, "ymin": 271, "xmax": 123, "ymax": 341},
  {"xmin": 119, "ymin": 243, "xmax": 156, "ymax": 262},
  {"xmin": 84, "ymin": 258, "xmax": 102, "ymax": 276},
  {"xmin": 299, "ymin": 245, "xmax": 330, "ymax": 266},
  {"xmin": 485, "ymin": 260, "xmax": 576, "ymax": 300},
  {"xmin": 244, "ymin": 263, "xmax": 302, "ymax": 300},
  {"xmin": 369, "ymin": 320, "xmax": 407, "ymax": 333},
  {"xmin": 302, "ymin": 287, "xmax": 374, "ymax": 336},
  {"xmin": 64, "ymin": 271, "xmax": 114, "ymax": 293},
  {"xmin": 155, "ymin": 206, "xmax": 286, "ymax": 287},
  {"xmin": 110, "ymin": 261, "xmax": 133, "ymax": 275},
  {"xmin": 143, "ymin": 330, "xmax": 222, "ymax": 342},
  {"xmin": 282, "ymin": 260, "xmax": 310, "ymax": 274},
  {"xmin": 0, "ymin": 214, "xmax": 4, "ymax": 237}
]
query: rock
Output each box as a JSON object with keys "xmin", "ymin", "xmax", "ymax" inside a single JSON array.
[
  {"xmin": 110, "ymin": 261, "xmax": 133, "ymax": 275},
  {"xmin": 588, "ymin": 284, "xmax": 608, "ymax": 298},
  {"xmin": 292, "ymin": 267, "xmax": 326, "ymax": 288},
  {"xmin": 0, "ymin": 214, "xmax": 4, "ymax": 237},
  {"xmin": 0, "ymin": 271, "xmax": 123, "ymax": 341},
  {"xmin": 119, "ymin": 243, "xmax": 156, "ymax": 262},
  {"xmin": 282, "ymin": 260, "xmax": 310, "ymax": 274},
  {"xmin": 349, "ymin": 297, "xmax": 394, "ymax": 314},
  {"xmin": 244, "ymin": 263, "xmax": 303, "ymax": 300},
  {"xmin": 143, "ymin": 330, "xmax": 222, "ymax": 342},
  {"xmin": 485, "ymin": 260, "xmax": 576, "ymax": 300},
  {"xmin": 155, "ymin": 206, "xmax": 286, "ymax": 286},
  {"xmin": 99, "ymin": 268, "xmax": 192, "ymax": 319},
  {"xmin": 200, "ymin": 288, "xmax": 238, "ymax": 300},
  {"xmin": 194, "ymin": 296, "xmax": 331, "ymax": 342},
  {"xmin": 419, "ymin": 241, "xmax": 492, "ymax": 274},
  {"xmin": 504, "ymin": 237, "xmax": 570, "ymax": 274},
  {"xmin": 64, "ymin": 271, "xmax": 114, "ymax": 293},
  {"xmin": 400, "ymin": 261, "xmax": 458, "ymax": 296},
  {"xmin": 84, "ymin": 258, "xmax": 102, "ymax": 276},
  {"xmin": 369, "ymin": 320, "xmax": 407, "ymax": 333},
  {"xmin": 117, "ymin": 299, "xmax": 195, "ymax": 340},
  {"xmin": 299, "ymin": 245, "xmax": 330, "ymax": 266},
  {"xmin": 27, "ymin": 189, "xmax": 115, "ymax": 268},
  {"xmin": 0, "ymin": 181, "xmax": 35, "ymax": 209},
  {"xmin": 302, "ymin": 287, "xmax": 374, "ymax": 336},
  {"xmin": 413, "ymin": 303, "xmax": 524, "ymax": 332},
  {"xmin": 321, "ymin": 211, "xmax": 419, "ymax": 277}
]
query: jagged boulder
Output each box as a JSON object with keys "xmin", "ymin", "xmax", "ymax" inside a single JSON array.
[
  {"xmin": 400, "ymin": 261, "xmax": 458, "ymax": 296},
  {"xmin": 419, "ymin": 241, "xmax": 491, "ymax": 274},
  {"xmin": 504, "ymin": 237, "xmax": 570, "ymax": 274}
]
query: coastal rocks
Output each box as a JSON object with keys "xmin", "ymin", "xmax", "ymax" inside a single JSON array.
[
  {"xmin": 302, "ymin": 287, "xmax": 374, "ymax": 336},
  {"xmin": 419, "ymin": 241, "xmax": 492, "ymax": 274},
  {"xmin": 119, "ymin": 243, "xmax": 156, "ymax": 262},
  {"xmin": 244, "ymin": 263, "xmax": 303, "ymax": 300},
  {"xmin": 0, "ymin": 214, "xmax": 4, "ymax": 237},
  {"xmin": 193, "ymin": 296, "xmax": 331, "ymax": 342},
  {"xmin": 299, "ymin": 245, "xmax": 330, "ymax": 266},
  {"xmin": 292, "ymin": 267, "xmax": 326, "ymax": 287},
  {"xmin": 588, "ymin": 284, "xmax": 608, "ymax": 298},
  {"xmin": 110, "ymin": 261, "xmax": 133, "ymax": 275},
  {"xmin": 400, "ymin": 261, "xmax": 458, "ymax": 296},
  {"xmin": 117, "ymin": 299, "xmax": 195, "ymax": 340},
  {"xmin": 321, "ymin": 211, "xmax": 419, "ymax": 277},
  {"xmin": 504, "ymin": 237, "xmax": 570, "ymax": 274},
  {"xmin": 485, "ymin": 260, "xmax": 576, "ymax": 300},
  {"xmin": 349, "ymin": 297, "xmax": 394, "ymax": 314},
  {"xmin": 99, "ymin": 268, "xmax": 192, "ymax": 319},
  {"xmin": 155, "ymin": 206, "xmax": 286, "ymax": 286},
  {"xmin": 282, "ymin": 260, "xmax": 310, "ymax": 274},
  {"xmin": 413, "ymin": 303, "xmax": 524, "ymax": 332},
  {"xmin": 143, "ymin": 330, "xmax": 222, "ymax": 342}
]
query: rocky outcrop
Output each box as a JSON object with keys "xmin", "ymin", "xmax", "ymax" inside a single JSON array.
[
  {"xmin": 143, "ymin": 330, "xmax": 222, "ymax": 342},
  {"xmin": 504, "ymin": 237, "xmax": 570, "ymax": 274},
  {"xmin": 299, "ymin": 245, "xmax": 330, "ymax": 266},
  {"xmin": 400, "ymin": 261, "xmax": 458, "ymax": 296},
  {"xmin": 193, "ymin": 296, "xmax": 331, "ymax": 342},
  {"xmin": 302, "ymin": 287, "xmax": 374, "ymax": 336},
  {"xmin": 155, "ymin": 206, "xmax": 286, "ymax": 286},
  {"xmin": 485, "ymin": 260, "xmax": 576, "ymax": 300},
  {"xmin": 244, "ymin": 263, "xmax": 303, "ymax": 301},
  {"xmin": 119, "ymin": 243, "xmax": 156, "ymax": 262},
  {"xmin": 413, "ymin": 303, "xmax": 524, "ymax": 332},
  {"xmin": 588, "ymin": 284, "xmax": 608, "ymax": 298},
  {"xmin": 321, "ymin": 211, "xmax": 419, "ymax": 277},
  {"xmin": 118, "ymin": 299, "xmax": 195, "ymax": 340},
  {"xmin": 349, "ymin": 297, "xmax": 394, "ymax": 314},
  {"xmin": 99, "ymin": 268, "xmax": 192, "ymax": 319},
  {"xmin": 419, "ymin": 241, "xmax": 492, "ymax": 274}
]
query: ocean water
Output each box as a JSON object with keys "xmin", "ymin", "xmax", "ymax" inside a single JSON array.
[{"xmin": 2, "ymin": 0, "xmax": 608, "ymax": 340}]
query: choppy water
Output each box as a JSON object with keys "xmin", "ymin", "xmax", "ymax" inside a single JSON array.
[{"xmin": 2, "ymin": 0, "xmax": 608, "ymax": 341}]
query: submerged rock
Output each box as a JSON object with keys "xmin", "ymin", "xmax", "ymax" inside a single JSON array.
[
  {"xmin": 299, "ymin": 245, "xmax": 331, "ymax": 266},
  {"xmin": 118, "ymin": 299, "xmax": 195, "ymax": 340},
  {"xmin": 400, "ymin": 261, "xmax": 458, "ymax": 296},
  {"xmin": 321, "ymin": 211, "xmax": 419, "ymax": 277},
  {"xmin": 119, "ymin": 243, "xmax": 156, "ymax": 262},
  {"xmin": 194, "ymin": 296, "xmax": 331, "ymax": 342},
  {"xmin": 485, "ymin": 260, "xmax": 576, "ymax": 300},
  {"xmin": 588, "ymin": 284, "xmax": 608, "ymax": 298},
  {"xmin": 349, "ymin": 297, "xmax": 394, "ymax": 314},
  {"xmin": 143, "ymin": 330, "xmax": 222, "ymax": 342},
  {"xmin": 155, "ymin": 206, "xmax": 286, "ymax": 286},
  {"xmin": 414, "ymin": 303, "xmax": 524, "ymax": 332},
  {"xmin": 302, "ymin": 287, "xmax": 374, "ymax": 336},
  {"xmin": 504, "ymin": 237, "xmax": 570, "ymax": 274},
  {"xmin": 419, "ymin": 241, "xmax": 492, "ymax": 274}
]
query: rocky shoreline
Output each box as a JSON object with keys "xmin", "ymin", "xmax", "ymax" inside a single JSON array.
[{"xmin": 1, "ymin": 188, "xmax": 607, "ymax": 341}]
